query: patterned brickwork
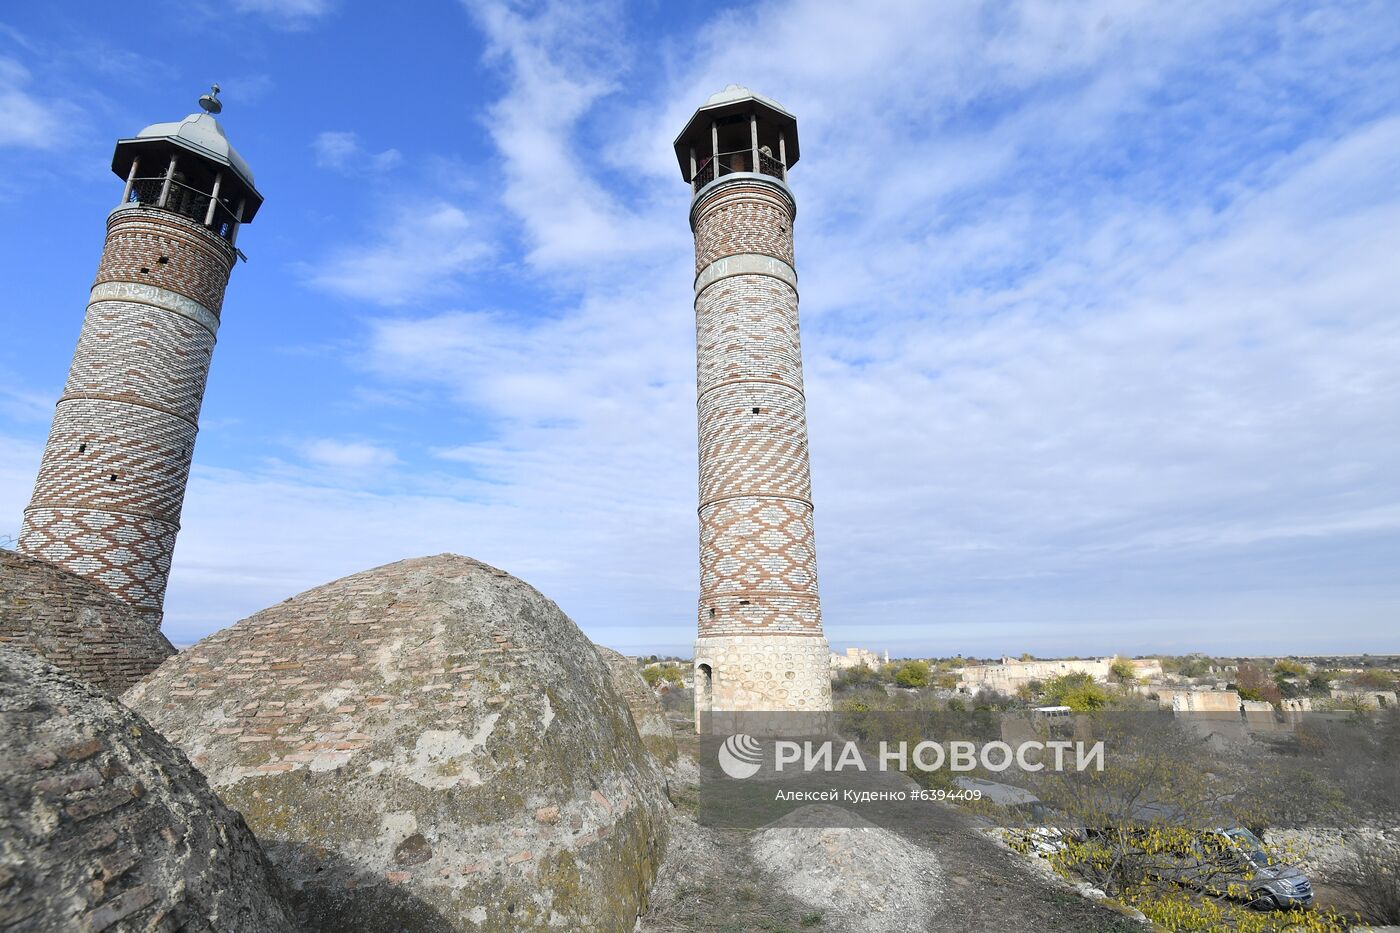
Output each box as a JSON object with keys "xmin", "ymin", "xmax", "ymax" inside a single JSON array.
[
  {"xmin": 689, "ymin": 168, "xmax": 830, "ymax": 724},
  {"xmin": 0, "ymin": 549, "xmax": 173, "ymax": 695},
  {"xmin": 698, "ymin": 383, "xmax": 811, "ymax": 503},
  {"xmin": 18, "ymin": 205, "xmax": 235, "ymax": 628},
  {"xmin": 94, "ymin": 208, "xmax": 234, "ymax": 316},
  {"xmin": 28, "ymin": 400, "xmax": 198, "ymax": 516},
  {"xmin": 698, "ymin": 498, "xmax": 820, "ymax": 635},
  {"xmin": 696, "ymin": 274, "xmax": 804, "ymax": 393},
  {"xmin": 693, "ymin": 176, "xmax": 824, "ymax": 647},
  {"xmin": 62, "ymin": 297, "xmax": 216, "ymax": 418},
  {"xmin": 19, "ymin": 509, "xmax": 178, "ymax": 618},
  {"xmin": 692, "ymin": 180, "xmax": 796, "ymax": 274}
]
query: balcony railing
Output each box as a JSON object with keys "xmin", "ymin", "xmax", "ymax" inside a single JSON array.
[
  {"xmin": 126, "ymin": 176, "xmax": 240, "ymax": 242},
  {"xmin": 692, "ymin": 147, "xmax": 786, "ymax": 192}
]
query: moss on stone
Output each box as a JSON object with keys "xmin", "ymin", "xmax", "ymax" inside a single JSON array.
[{"xmin": 127, "ymin": 555, "xmax": 670, "ymax": 932}]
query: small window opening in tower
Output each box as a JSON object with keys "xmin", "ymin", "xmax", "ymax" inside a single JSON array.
[
  {"xmin": 139, "ymin": 267, "xmax": 150, "ymax": 274},
  {"xmin": 157, "ymin": 256, "xmax": 169, "ymax": 264},
  {"xmin": 708, "ymin": 607, "xmax": 716, "ymax": 619},
  {"xmin": 108, "ymin": 474, "xmax": 117, "ymax": 482},
  {"xmin": 752, "ymin": 407, "xmax": 761, "ymax": 414},
  {"xmin": 739, "ymin": 599, "xmax": 750, "ymax": 606},
  {"xmin": 77, "ymin": 444, "xmax": 86, "ymax": 453}
]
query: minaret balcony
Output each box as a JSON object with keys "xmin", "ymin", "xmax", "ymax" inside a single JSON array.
[
  {"xmin": 691, "ymin": 147, "xmax": 787, "ymax": 192},
  {"xmin": 125, "ymin": 174, "xmax": 241, "ymax": 242}
]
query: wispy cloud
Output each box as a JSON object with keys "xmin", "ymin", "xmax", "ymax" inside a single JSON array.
[
  {"xmin": 461, "ymin": 0, "xmax": 679, "ymax": 267},
  {"xmin": 366, "ymin": 0, "xmax": 1398, "ymax": 654},
  {"xmin": 302, "ymin": 200, "xmax": 492, "ymax": 306},
  {"xmin": 0, "ymin": 57, "xmax": 70, "ymax": 149},
  {"xmin": 224, "ymin": 74, "xmax": 276, "ymax": 106},
  {"xmin": 0, "ymin": 381, "xmax": 53, "ymax": 423},
  {"xmin": 5, "ymin": 0, "xmax": 1398, "ymax": 657},
  {"xmin": 230, "ymin": 0, "xmax": 335, "ymax": 29},
  {"xmin": 300, "ymin": 438, "xmax": 401, "ymax": 470},
  {"xmin": 313, "ymin": 130, "xmax": 401, "ymax": 174}
]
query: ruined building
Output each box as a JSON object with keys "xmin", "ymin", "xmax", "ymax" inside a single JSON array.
[
  {"xmin": 674, "ymin": 87, "xmax": 833, "ymax": 728},
  {"xmin": 17, "ymin": 87, "xmax": 261, "ymax": 629}
]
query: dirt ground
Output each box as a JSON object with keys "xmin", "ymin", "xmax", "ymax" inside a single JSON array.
[{"xmin": 639, "ymin": 716, "xmax": 1140, "ymax": 933}]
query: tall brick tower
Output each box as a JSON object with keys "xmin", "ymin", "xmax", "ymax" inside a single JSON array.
[
  {"xmin": 674, "ymin": 86, "xmax": 832, "ymax": 730},
  {"xmin": 18, "ymin": 86, "xmax": 262, "ymax": 627}
]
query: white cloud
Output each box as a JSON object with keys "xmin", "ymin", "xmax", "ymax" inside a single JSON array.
[
  {"xmin": 0, "ymin": 381, "xmax": 53, "ymax": 423},
  {"xmin": 224, "ymin": 74, "xmax": 276, "ymax": 105},
  {"xmin": 0, "ymin": 58, "xmax": 69, "ymax": 149},
  {"xmin": 313, "ymin": 130, "xmax": 401, "ymax": 174},
  {"xmin": 460, "ymin": 0, "xmax": 682, "ymax": 267},
  {"xmin": 230, "ymin": 0, "xmax": 334, "ymax": 28},
  {"xmin": 0, "ymin": 435, "xmax": 41, "ymax": 545},
  {"xmin": 6, "ymin": 0, "xmax": 1398, "ymax": 658},
  {"xmin": 389, "ymin": 0, "xmax": 1400, "ymax": 654},
  {"xmin": 300, "ymin": 439, "xmax": 401, "ymax": 470},
  {"xmin": 302, "ymin": 200, "xmax": 492, "ymax": 305}
]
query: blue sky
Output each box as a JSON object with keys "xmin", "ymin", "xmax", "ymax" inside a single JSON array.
[{"xmin": 2, "ymin": 1, "xmax": 1398, "ymax": 657}]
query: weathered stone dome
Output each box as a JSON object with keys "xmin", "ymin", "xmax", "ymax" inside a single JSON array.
[
  {"xmin": 125, "ymin": 554, "xmax": 669, "ymax": 932},
  {"xmin": 595, "ymin": 647, "xmax": 678, "ymax": 768},
  {"xmin": 0, "ymin": 548, "xmax": 174, "ymax": 695},
  {"xmin": 0, "ymin": 645, "xmax": 295, "ymax": 930}
]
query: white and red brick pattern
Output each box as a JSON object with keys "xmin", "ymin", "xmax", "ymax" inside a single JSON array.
[
  {"xmin": 690, "ymin": 171, "xmax": 832, "ymax": 719},
  {"xmin": 692, "ymin": 178, "xmax": 823, "ymax": 640},
  {"xmin": 19, "ymin": 207, "xmax": 235, "ymax": 628}
]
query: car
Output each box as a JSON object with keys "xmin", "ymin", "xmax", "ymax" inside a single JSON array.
[
  {"xmin": 955, "ymin": 778, "xmax": 1076, "ymax": 854},
  {"xmin": 1196, "ymin": 827, "xmax": 1314, "ymax": 910},
  {"xmin": 1138, "ymin": 825, "xmax": 1313, "ymax": 910}
]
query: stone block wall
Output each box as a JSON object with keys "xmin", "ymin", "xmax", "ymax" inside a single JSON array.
[{"xmin": 693, "ymin": 634, "xmax": 832, "ymax": 726}]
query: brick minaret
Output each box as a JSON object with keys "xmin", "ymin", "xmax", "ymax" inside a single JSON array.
[
  {"xmin": 18, "ymin": 87, "xmax": 263, "ymax": 627},
  {"xmin": 674, "ymin": 86, "xmax": 832, "ymax": 730}
]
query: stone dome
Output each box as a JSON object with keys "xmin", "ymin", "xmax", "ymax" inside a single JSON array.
[
  {"xmin": 125, "ymin": 554, "xmax": 669, "ymax": 932},
  {"xmin": 595, "ymin": 647, "xmax": 679, "ymax": 768},
  {"xmin": 0, "ymin": 645, "xmax": 295, "ymax": 930},
  {"xmin": 0, "ymin": 548, "xmax": 174, "ymax": 695}
]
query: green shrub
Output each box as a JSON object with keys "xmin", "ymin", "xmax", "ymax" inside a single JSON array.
[{"xmin": 895, "ymin": 660, "xmax": 930, "ymax": 688}]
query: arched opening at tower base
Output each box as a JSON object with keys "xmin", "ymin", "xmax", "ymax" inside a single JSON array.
[{"xmin": 695, "ymin": 663, "xmax": 714, "ymax": 732}]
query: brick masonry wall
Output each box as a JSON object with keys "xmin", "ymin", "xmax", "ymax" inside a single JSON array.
[
  {"xmin": 123, "ymin": 554, "xmax": 669, "ymax": 930},
  {"xmin": 692, "ymin": 176, "xmax": 824, "ymax": 641},
  {"xmin": 0, "ymin": 645, "xmax": 295, "ymax": 930},
  {"xmin": 0, "ymin": 549, "xmax": 174, "ymax": 695},
  {"xmin": 692, "ymin": 181, "xmax": 796, "ymax": 274},
  {"xmin": 94, "ymin": 209, "xmax": 233, "ymax": 316},
  {"xmin": 18, "ymin": 206, "xmax": 235, "ymax": 628}
]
